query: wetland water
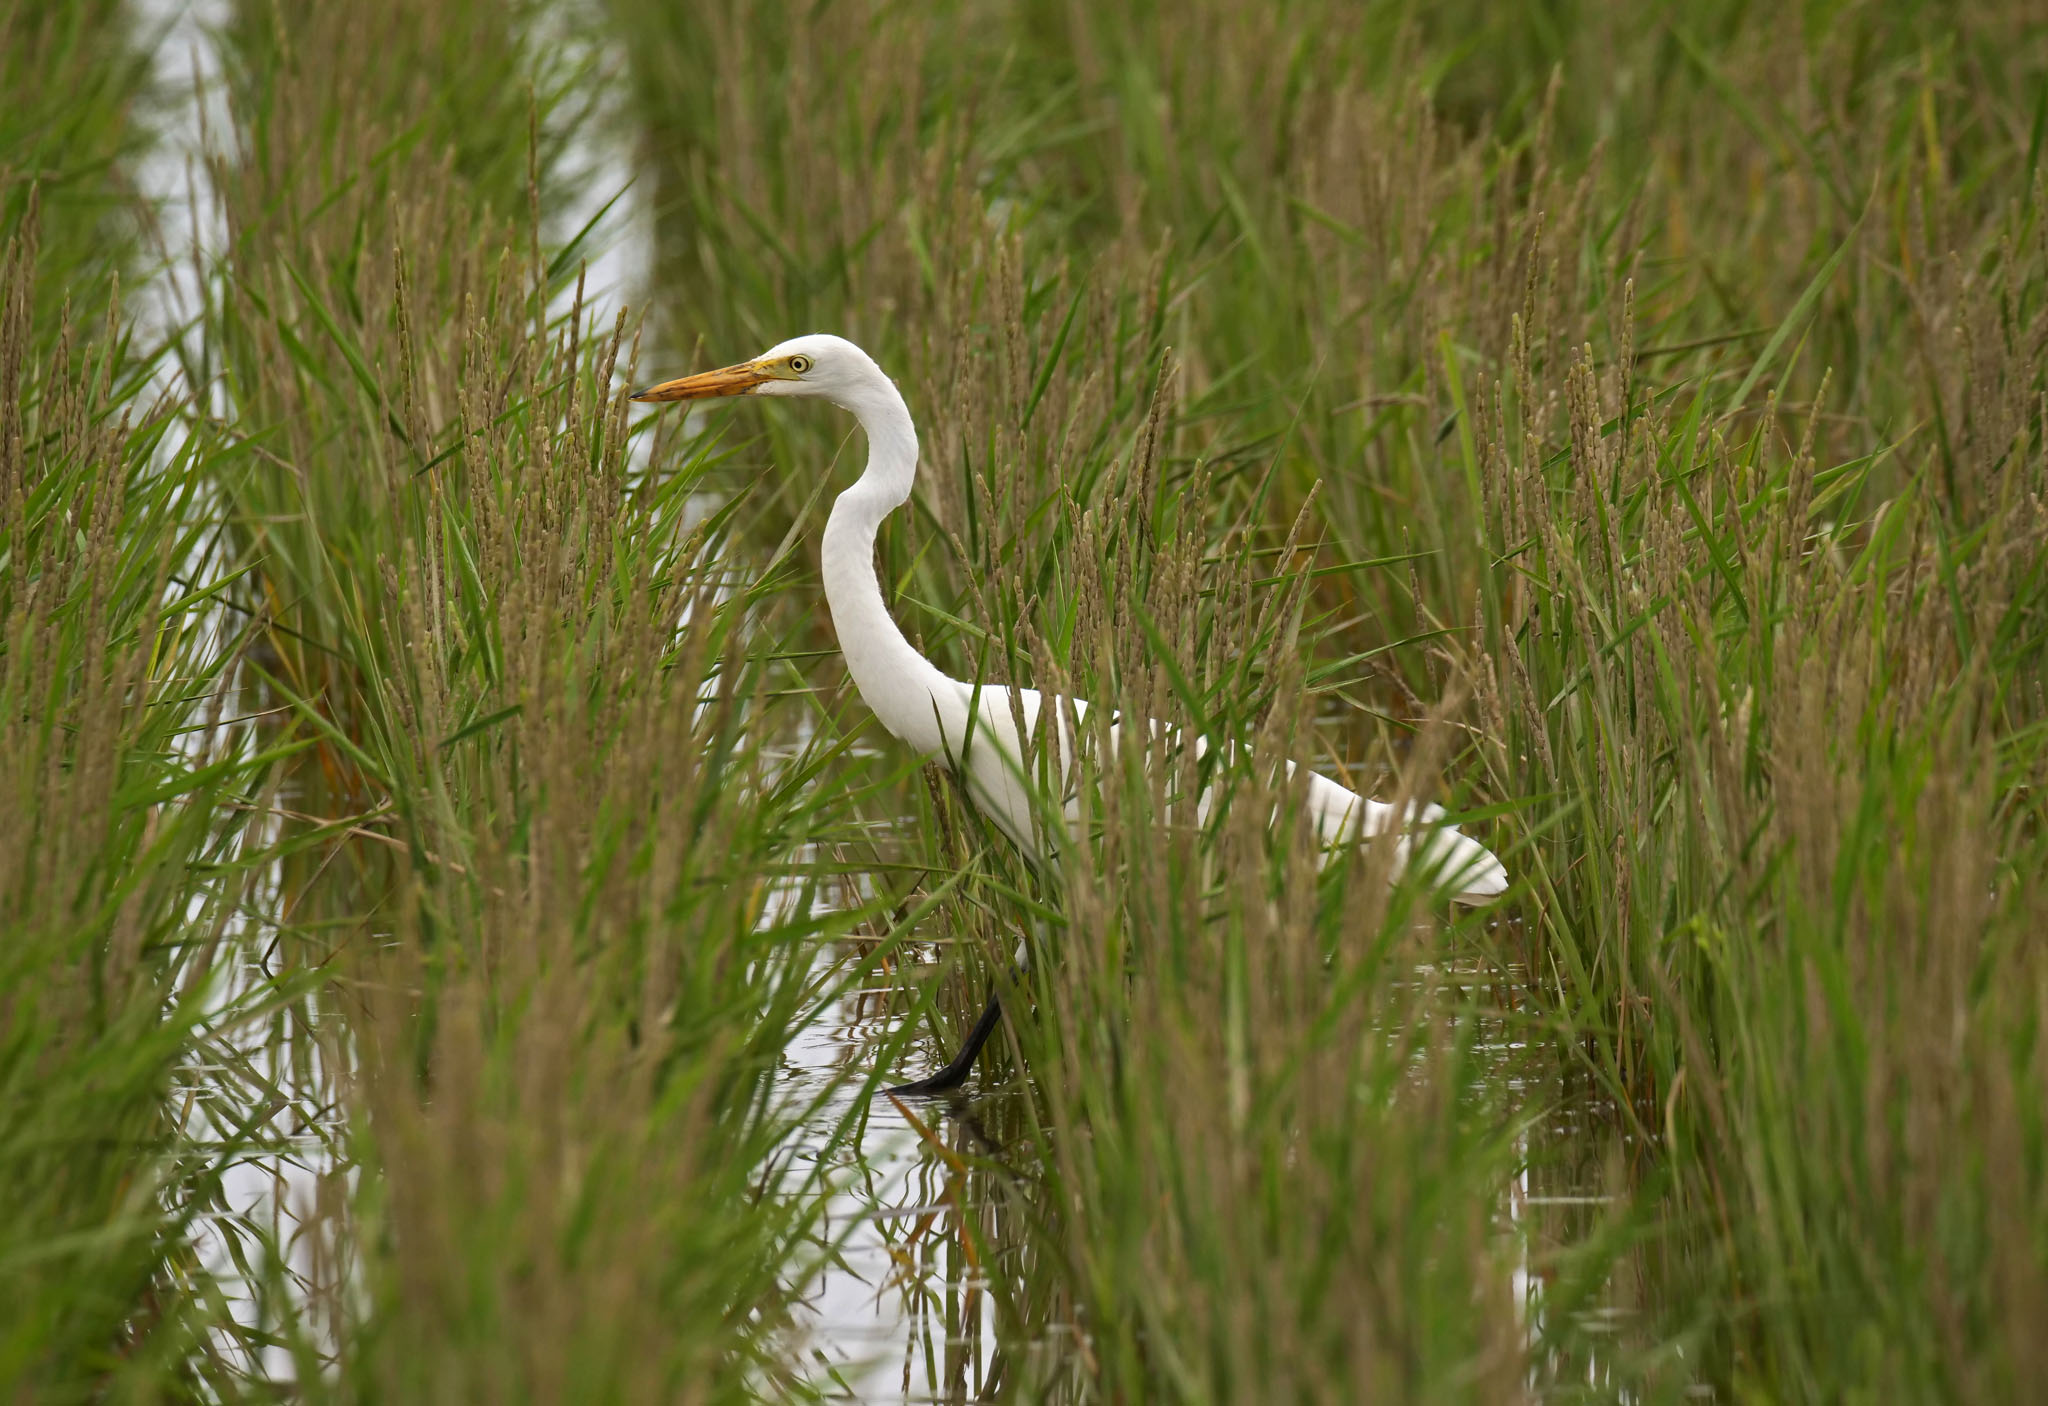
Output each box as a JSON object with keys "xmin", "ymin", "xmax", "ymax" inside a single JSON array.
[
  {"xmin": 782, "ymin": 983, "xmax": 1019, "ymax": 1400},
  {"xmin": 781, "ymin": 944, "xmax": 1653, "ymax": 1403}
]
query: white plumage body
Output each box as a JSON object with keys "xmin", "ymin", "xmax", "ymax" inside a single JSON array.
[{"xmin": 866, "ymin": 677, "xmax": 1508, "ymax": 903}]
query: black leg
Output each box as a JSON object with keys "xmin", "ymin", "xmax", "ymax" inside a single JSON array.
[{"xmin": 886, "ymin": 985, "xmax": 1005, "ymax": 1096}]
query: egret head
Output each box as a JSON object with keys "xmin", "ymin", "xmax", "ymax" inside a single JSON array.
[{"xmin": 630, "ymin": 333, "xmax": 881, "ymax": 409}]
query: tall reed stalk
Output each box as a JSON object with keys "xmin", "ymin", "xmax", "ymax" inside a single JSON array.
[
  {"xmin": 616, "ymin": 0, "xmax": 2047, "ymax": 1397},
  {"xmin": 8, "ymin": 0, "xmax": 2044, "ymax": 1396}
]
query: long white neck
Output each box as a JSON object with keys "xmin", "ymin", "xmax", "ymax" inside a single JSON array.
[{"xmin": 818, "ymin": 372, "xmax": 958, "ymax": 757}]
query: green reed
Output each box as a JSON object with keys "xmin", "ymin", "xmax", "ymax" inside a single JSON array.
[
  {"xmin": 7, "ymin": 0, "xmax": 900, "ymax": 1395},
  {"xmin": 1, "ymin": 1, "xmax": 160, "ymax": 341},
  {"xmin": 0, "ymin": 198, "xmax": 293, "ymax": 1394},
  {"xmin": 179, "ymin": 1, "xmax": 899, "ymax": 1394},
  {"xmin": 8, "ymin": 0, "xmax": 2045, "ymax": 1398},
  {"xmin": 616, "ymin": 0, "xmax": 2046, "ymax": 1399}
]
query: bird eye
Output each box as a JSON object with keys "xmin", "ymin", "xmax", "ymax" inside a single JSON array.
[{"xmin": 788, "ymin": 355, "xmax": 813, "ymax": 374}]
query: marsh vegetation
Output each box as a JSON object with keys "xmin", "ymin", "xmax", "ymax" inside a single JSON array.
[{"xmin": 4, "ymin": 0, "xmax": 2045, "ymax": 1400}]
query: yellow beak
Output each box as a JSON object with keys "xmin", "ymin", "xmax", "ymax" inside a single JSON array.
[{"xmin": 630, "ymin": 361, "xmax": 774, "ymax": 402}]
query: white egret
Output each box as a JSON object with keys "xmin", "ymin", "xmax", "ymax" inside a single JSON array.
[{"xmin": 632, "ymin": 335, "xmax": 1507, "ymax": 1093}]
